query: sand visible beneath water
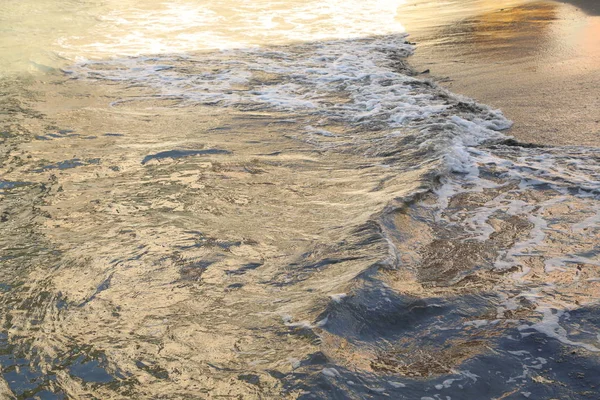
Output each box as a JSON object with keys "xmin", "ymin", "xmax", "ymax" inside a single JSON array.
[{"xmin": 399, "ymin": 0, "xmax": 600, "ymax": 147}]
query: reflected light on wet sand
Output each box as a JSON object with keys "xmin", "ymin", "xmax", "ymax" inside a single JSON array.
[
  {"xmin": 402, "ymin": 0, "xmax": 600, "ymax": 146},
  {"xmin": 400, "ymin": 0, "xmax": 599, "ymax": 62}
]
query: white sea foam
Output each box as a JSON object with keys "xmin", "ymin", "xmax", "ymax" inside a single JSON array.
[
  {"xmin": 322, "ymin": 367, "xmax": 340, "ymax": 378},
  {"xmin": 572, "ymin": 211, "xmax": 600, "ymax": 232},
  {"xmin": 429, "ymin": 140, "xmax": 600, "ymax": 355},
  {"xmin": 519, "ymin": 305, "xmax": 600, "ymax": 352},
  {"xmin": 68, "ymin": 30, "xmax": 510, "ymax": 186},
  {"xmin": 329, "ymin": 293, "xmax": 347, "ymax": 303}
]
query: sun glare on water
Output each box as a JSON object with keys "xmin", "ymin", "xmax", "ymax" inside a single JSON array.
[{"xmin": 1, "ymin": 0, "xmax": 407, "ymax": 75}]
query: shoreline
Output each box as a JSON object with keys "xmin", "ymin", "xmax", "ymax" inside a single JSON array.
[{"xmin": 400, "ymin": 0, "xmax": 600, "ymax": 147}]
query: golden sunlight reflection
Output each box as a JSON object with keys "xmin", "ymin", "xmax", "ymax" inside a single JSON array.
[
  {"xmin": 397, "ymin": 0, "xmax": 538, "ymax": 33},
  {"xmin": 401, "ymin": 0, "xmax": 600, "ymax": 67},
  {"xmin": 1, "ymin": 0, "xmax": 407, "ymax": 76},
  {"xmin": 450, "ymin": 2, "xmax": 558, "ymax": 59}
]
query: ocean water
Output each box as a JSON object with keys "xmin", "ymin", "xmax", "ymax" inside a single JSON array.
[{"xmin": 1, "ymin": 1, "xmax": 600, "ymax": 399}]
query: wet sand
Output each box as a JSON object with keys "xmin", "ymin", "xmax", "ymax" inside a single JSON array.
[{"xmin": 400, "ymin": 0, "xmax": 600, "ymax": 146}]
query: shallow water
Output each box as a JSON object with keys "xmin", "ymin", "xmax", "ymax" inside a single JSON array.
[{"xmin": 1, "ymin": 1, "xmax": 600, "ymax": 399}]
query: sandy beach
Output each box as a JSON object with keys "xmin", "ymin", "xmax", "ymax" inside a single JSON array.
[{"xmin": 400, "ymin": 0, "xmax": 600, "ymax": 146}]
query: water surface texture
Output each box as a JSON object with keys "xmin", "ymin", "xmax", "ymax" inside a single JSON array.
[{"xmin": 1, "ymin": 0, "xmax": 600, "ymax": 399}]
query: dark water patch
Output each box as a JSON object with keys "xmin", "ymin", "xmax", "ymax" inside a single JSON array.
[
  {"xmin": 32, "ymin": 158, "xmax": 100, "ymax": 173},
  {"xmin": 0, "ymin": 180, "xmax": 29, "ymax": 192},
  {"xmin": 558, "ymin": 305, "xmax": 600, "ymax": 348},
  {"xmin": 423, "ymin": 329, "xmax": 600, "ymax": 399},
  {"xmin": 272, "ymin": 256, "xmax": 367, "ymax": 287},
  {"xmin": 37, "ymin": 158, "xmax": 85, "ymax": 171},
  {"xmin": 238, "ymin": 373, "xmax": 260, "ymax": 386},
  {"xmin": 206, "ymin": 362, "xmax": 237, "ymax": 372},
  {"xmin": 216, "ymin": 240, "xmax": 242, "ymax": 250},
  {"xmin": 495, "ymin": 138, "xmax": 547, "ymax": 149},
  {"xmin": 0, "ymin": 327, "xmax": 144, "ymax": 397},
  {"xmin": 280, "ymin": 318, "xmax": 322, "ymax": 343},
  {"xmin": 178, "ymin": 260, "xmax": 215, "ymax": 282},
  {"xmin": 177, "ymin": 232, "xmax": 242, "ymax": 251},
  {"xmin": 55, "ymin": 294, "xmax": 69, "ymax": 311},
  {"xmin": 135, "ymin": 360, "xmax": 169, "ymax": 380},
  {"xmin": 24, "ymin": 389, "xmax": 65, "ymax": 400},
  {"xmin": 225, "ymin": 262, "xmax": 263, "ymax": 276},
  {"xmin": 35, "ymin": 129, "xmax": 77, "ymax": 141},
  {"xmin": 226, "ymin": 283, "xmax": 244, "ymax": 291},
  {"xmin": 126, "ymin": 248, "xmax": 148, "ymax": 262},
  {"xmin": 0, "ymin": 332, "xmax": 60, "ymax": 398},
  {"xmin": 22, "ymin": 390, "xmax": 62, "ymax": 400},
  {"xmin": 267, "ymin": 218, "xmax": 390, "ymax": 287},
  {"xmin": 282, "ymin": 363, "xmax": 403, "ymax": 400},
  {"xmin": 79, "ymin": 273, "xmax": 114, "ymax": 307},
  {"xmin": 296, "ymin": 351, "xmax": 330, "ymax": 368},
  {"xmin": 573, "ymin": 248, "xmax": 600, "ymax": 258},
  {"xmin": 283, "ymin": 324, "xmax": 600, "ymax": 399},
  {"xmin": 68, "ymin": 355, "xmax": 116, "ymax": 384},
  {"xmin": 208, "ymin": 126, "xmax": 232, "ymax": 132},
  {"xmin": 350, "ymin": 221, "xmax": 388, "ymax": 248},
  {"xmin": 3, "ymin": 365, "xmax": 54, "ymax": 398},
  {"xmin": 318, "ymin": 282, "xmax": 455, "ymax": 342},
  {"xmin": 109, "ymin": 247, "xmax": 149, "ymax": 267},
  {"xmin": 141, "ymin": 148, "xmax": 231, "ymax": 165},
  {"xmin": 289, "ymin": 287, "xmax": 600, "ymax": 398}
]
